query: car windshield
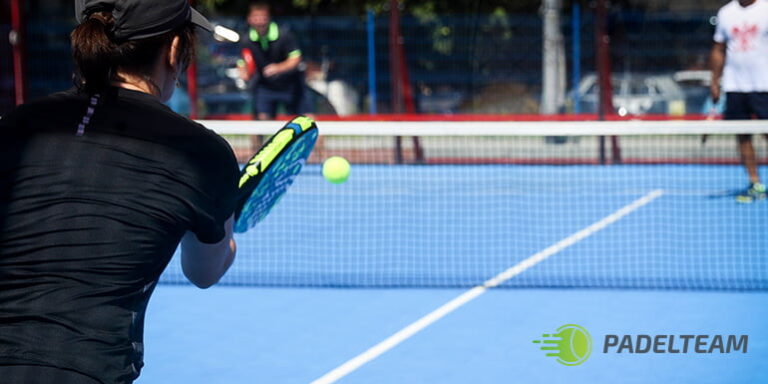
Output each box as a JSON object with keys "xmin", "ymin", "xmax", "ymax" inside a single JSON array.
[{"xmin": 625, "ymin": 79, "xmax": 656, "ymax": 95}]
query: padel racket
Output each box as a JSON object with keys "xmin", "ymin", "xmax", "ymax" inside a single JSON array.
[
  {"xmin": 234, "ymin": 116, "xmax": 318, "ymax": 233},
  {"xmin": 241, "ymin": 47, "xmax": 257, "ymax": 79}
]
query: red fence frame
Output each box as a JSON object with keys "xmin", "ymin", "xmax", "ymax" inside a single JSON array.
[{"xmin": 10, "ymin": 0, "xmax": 26, "ymax": 105}]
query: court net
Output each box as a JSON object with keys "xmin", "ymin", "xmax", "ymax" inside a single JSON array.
[{"xmin": 160, "ymin": 120, "xmax": 768, "ymax": 290}]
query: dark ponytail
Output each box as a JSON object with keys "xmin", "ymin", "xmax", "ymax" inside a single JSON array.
[
  {"xmin": 71, "ymin": 12, "xmax": 117, "ymax": 94},
  {"xmin": 71, "ymin": 12, "xmax": 197, "ymax": 94}
]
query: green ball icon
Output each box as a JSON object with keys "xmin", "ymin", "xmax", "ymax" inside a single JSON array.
[
  {"xmin": 533, "ymin": 324, "xmax": 592, "ymax": 366},
  {"xmin": 322, "ymin": 156, "xmax": 350, "ymax": 184},
  {"xmin": 553, "ymin": 324, "xmax": 592, "ymax": 366}
]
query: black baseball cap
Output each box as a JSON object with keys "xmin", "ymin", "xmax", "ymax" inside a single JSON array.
[{"xmin": 75, "ymin": 0, "xmax": 214, "ymax": 41}]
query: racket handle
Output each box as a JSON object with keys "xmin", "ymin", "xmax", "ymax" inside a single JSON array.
[{"xmin": 701, "ymin": 107, "xmax": 719, "ymax": 145}]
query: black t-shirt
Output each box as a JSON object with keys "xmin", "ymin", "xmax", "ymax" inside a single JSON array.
[
  {"xmin": 0, "ymin": 87, "xmax": 239, "ymax": 383},
  {"xmin": 244, "ymin": 22, "xmax": 303, "ymax": 91}
]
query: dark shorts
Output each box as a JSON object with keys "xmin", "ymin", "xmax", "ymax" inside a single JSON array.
[
  {"xmin": 0, "ymin": 365, "xmax": 102, "ymax": 384},
  {"xmin": 723, "ymin": 92, "xmax": 768, "ymax": 142},
  {"xmin": 252, "ymin": 84, "xmax": 311, "ymax": 119}
]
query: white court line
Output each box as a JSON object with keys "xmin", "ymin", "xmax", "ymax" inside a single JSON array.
[{"xmin": 310, "ymin": 189, "xmax": 664, "ymax": 384}]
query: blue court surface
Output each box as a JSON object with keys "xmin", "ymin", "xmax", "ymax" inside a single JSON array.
[
  {"xmin": 142, "ymin": 287, "xmax": 768, "ymax": 383},
  {"xmin": 144, "ymin": 164, "xmax": 767, "ymax": 383}
]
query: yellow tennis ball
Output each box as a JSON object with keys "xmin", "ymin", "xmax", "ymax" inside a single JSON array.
[{"xmin": 322, "ymin": 156, "xmax": 350, "ymax": 184}]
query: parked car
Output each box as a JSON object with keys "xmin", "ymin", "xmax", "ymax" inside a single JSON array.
[
  {"xmin": 673, "ymin": 70, "xmax": 724, "ymax": 115},
  {"xmin": 568, "ymin": 73, "xmax": 687, "ymax": 116}
]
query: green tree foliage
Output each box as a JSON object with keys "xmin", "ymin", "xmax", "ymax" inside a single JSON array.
[{"xmin": 198, "ymin": 0, "xmax": 541, "ymax": 16}]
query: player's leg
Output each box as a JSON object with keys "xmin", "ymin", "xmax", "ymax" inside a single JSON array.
[
  {"xmin": 747, "ymin": 92, "xmax": 768, "ymax": 186},
  {"xmin": 738, "ymin": 135, "xmax": 760, "ymax": 184},
  {"xmin": 737, "ymin": 138, "xmax": 768, "ymax": 201},
  {"xmin": 741, "ymin": 92, "xmax": 768, "ymax": 201},
  {"xmin": 288, "ymin": 82, "xmax": 314, "ymax": 117},
  {"xmin": 256, "ymin": 99, "xmax": 277, "ymax": 121},
  {"xmin": 251, "ymin": 86, "xmax": 266, "ymax": 119},
  {"xmin": 733, "ymin": 93, "xmax": 766, "ymax": 202},
  {"xmin": 251, "ymin": 86, "xmax": 279, "ymax": 148},
  {"xmin": 723, "ymin": 93, "xmax": 760, "ymax": 201},
  {"xmin": 286, "ymin": 82, "xmax": 324, "ymax": 158},
  {"xmin": 254, "ymin": 86, "xmax": 280, "ymax": 120}
]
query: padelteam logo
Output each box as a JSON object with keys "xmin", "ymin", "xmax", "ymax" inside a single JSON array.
[
  {"xmin": 533, "ymin": 324, "xmax": 593, "ymax": 366},
  {"xmin": 534, "ymin": 324, "xmax": 749, "ymax": 366}
]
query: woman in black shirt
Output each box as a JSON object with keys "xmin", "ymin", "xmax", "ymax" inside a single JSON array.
[{"xmin": 0, "ymin": 1, "xmax": 239, "ymax": 383}]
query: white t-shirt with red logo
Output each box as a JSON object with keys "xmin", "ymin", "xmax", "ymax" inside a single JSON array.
[{"xmin": 714, "ymin": 0, "xmax": 768, "ymax": 92}]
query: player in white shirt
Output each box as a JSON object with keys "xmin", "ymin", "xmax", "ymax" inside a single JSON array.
[{"xmin": 711, "ymin": 0, "xmax": 768, "ymax": 202}]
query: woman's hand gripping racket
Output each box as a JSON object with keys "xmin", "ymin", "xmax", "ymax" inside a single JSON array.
[{"xmin": 234, "ymin": 116, "xmax": 318, "ymax": 233}]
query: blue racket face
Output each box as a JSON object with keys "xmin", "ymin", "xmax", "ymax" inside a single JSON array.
[{"xmin": 234, "ymin": 128, "xmax": 318, "ymax": 233}]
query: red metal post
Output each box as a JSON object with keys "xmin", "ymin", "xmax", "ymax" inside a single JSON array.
[
  {"xmin": 595, "ymin": 0, "xmax": 612, "ymax": 119},
  {"xmin": 187, "ymin": 61, "xmax": 199, "ymax": 119},
  {"xmin": 389, "ymin": 0, "xmax": 403, "ymax": 114},
  {"xmin": 594, "ymin": 0, "xmax": 621, "ymax": 163},
  {"xmin": 388, "ymin": 0, "xmax": 423, "ymax": 163},
  {"xmin": 10, "ymin": 0, "xmax": 26, "ymax": 105},
  {"xmin": 389, "ymin": 0, "xmax": 404, "ymax": 163},
  {"xmin": 187, "ymin": 0, "xmax": 199, "ymax": 119}
]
